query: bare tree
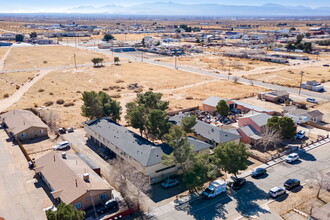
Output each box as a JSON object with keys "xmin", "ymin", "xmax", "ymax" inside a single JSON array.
[
  {"xmin": 257, "ymin": 126, "xmax": 282, "ymax": 151},
  {"xmin": 308, "ymin": 170, "xmax": 330, "ymax": 204},
  {"xmin": 249, "ymin": 79, "xmax": 254, "ymax": 86},
  {"xmin": 110, "ymin": 158, "xmax": 151, "ymax": 209},
  {"xmin": 39, "ymin": 110, "xmax": 59, "ymax": 135}
]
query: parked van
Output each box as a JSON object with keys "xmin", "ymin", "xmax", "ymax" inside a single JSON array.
[{"xmin": 202, "ymin": 179, "xmax": 227, "ymax": 199}]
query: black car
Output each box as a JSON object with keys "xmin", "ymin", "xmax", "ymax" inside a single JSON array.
[
  {"xmin": 284, "ymin": 179, "xmax": 300, "ymax": 190},
  {"xmin": 251, "ymin": 168, "xmax": 267, "ymax": 178},
  {"xmin": 232, "ymin": 178, "xmax": 246, "ymax": 190},
  {"xmin": 96, "ymin": 199, "xmax": 119, "ymax": 214}
]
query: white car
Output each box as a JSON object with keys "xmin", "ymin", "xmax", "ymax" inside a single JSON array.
[
  {"xmin": 43, "ymin": 205, "xmax": 57, "ymax": 212},
  {"xmin": 53, "ymin": 141, "xmax": 70, "ymax": 150},
  {"xmin": 295, "ymin": 130, "xmax": 305, "ymax": 139},
  {"xmin": 161, "ymin": 179, "xmax": 179, "ymax": 189},
  {"xmin": 285, "ymin": 153, "xmax": 299, "ymax": 163},
  {"xmin": 269, "ymin": 186, "xmax": 286, "ymax": 198}
]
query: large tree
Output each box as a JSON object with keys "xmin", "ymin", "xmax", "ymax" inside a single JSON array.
[
  {"xmin": 91, "ymin": 58, "xmax": 104, "ymax": 67},
  {"xmin": 103, "ymin": 34, "xmax": 115, "ymax": 41},
  {"xmin": 267, "ymin": 116, "xmax": 296, "ymax": 139},
  {"xmin": 125, "ymin": 102, "xmax": 147, "ymax": 137},
  {"xmin": 146, "ymin": 109, "xmax": 170, "ymax": 140},
  {"xmin": 212, "ymin": 142, "xmax": 250, "ymax": 178},
  {"xmin": 81, "ymin": 91, "xmax": 121, "ymax": 122},
  {"xmin": 216, "ymin": 100, "xmax": 229, "ymax": 117},
  {"xmin": 136, "ymin": 91, "xmax": 169, "ymax": 111},
  {"xmin": 46, "ymin": 203, "xmax": 85, "ymax": 220},
  {"xmin": 161, "ymin": 125, "xmax": 194, "ymax": 173},
  {"xmin": 181, "ymin": 115, "xmax": 197, "ymax": 133},
  {"xmin": 15, "ymin": 34, "xmax": 24, "ymax": 42},
  {"xmin": 257, "ymin": 126, "xmax": 282, "ymax": 151}
]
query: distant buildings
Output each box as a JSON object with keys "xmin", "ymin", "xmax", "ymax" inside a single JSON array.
[
  {"xmin": 301, "ymin": 81, "xmax": 324, "ymax": 92},
  {"xmin": 258, "ymin": 90, "xmax": 289, "ymax": 103},
  {"xmin": 283, "ymin": 106, "xmax": 324, "ymax": 123}
]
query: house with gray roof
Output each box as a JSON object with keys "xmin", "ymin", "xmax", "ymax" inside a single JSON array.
[
  {"xmin": 169, "ymin": 113, "xmax": 241, "ymax": 147},
  {"xmin": 238, "ymin": 112, "xmax": 272, "ymax": 133},
  {"xmin": 83, "ymin": 117, "xmax": 211, "ymax": 183},
  {"xmin": 283, "ymin": 106, "xmax": 324, "ymax": 123}
]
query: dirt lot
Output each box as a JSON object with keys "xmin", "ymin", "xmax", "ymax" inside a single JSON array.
[
  {"xmin": 7, "ymin": 62, "xmax": 214, "ymax": 127},
  {"xmin": 162, "ymin": 80, "xmax": 268, "ymax": 111},
  {"xmin": 315, "ymin": 101, "xmax": 330, "ymax": 124},
  {"xmin": 0, "ymin": 47, "xmax": 9, "ymax": 59},
  {"xmin": 2, "ymin": 45, "xmax": 113, "ymax": 71},
  {"xmin": 243, "ymin": 66, "xmax": 330, "ymax": 87}
]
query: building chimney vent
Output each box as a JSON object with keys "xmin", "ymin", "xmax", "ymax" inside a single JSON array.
[
  {"xmin": 62, "ymin": 152, "xmax": 67, "ymax": 159},
  {"xmin": 83, "ymin": 173, "xmax": 90, "ymax": 182}
]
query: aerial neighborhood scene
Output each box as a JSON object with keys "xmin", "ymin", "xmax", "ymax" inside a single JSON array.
[{"xmin": 1, "ymin": 0, "xmax": 330, "ymax": 219}]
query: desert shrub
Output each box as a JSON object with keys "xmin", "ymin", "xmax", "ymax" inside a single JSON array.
[
  {"xmin": 63, "ymin": 102, "xmax": 74, "ymax": 107},
  {"xmin": 102, "ymin": 88, "xmax": 109, "ymax": 91},
  {"xmin": 38, "ymin": 89, "xmax": 45, "ymax": 92},
  {"xmin": 110, "ymin": 94, "xmax": 121, "ymax": 98},
  {"xmin": 76, "ymin": 91, "xmax": 81, "ymax": 93},
  {"xmin": 134, "ymin": 88, "xmax": 143, "ymax": 93},
  {"xmin": 56, "ymin": 99, "xmax": 65, "ymax": 105},
  {"xmin": 43, "ymin": 60, "xmax": 48, "ymax": 64},
  {"xmin": 34, "ymin": 103, "xmax": 38, "ymax": 107},
  {"xmin": 115, "ymin": 79, "xmax": 124, "ymax": 83},
  {"xmin": 116, "ymin": 89, "xmax": 121, "ymax": 92},
  {"xmin": 16, "ymin": 85, "xmax": 20, "ymax": 90},
  {"xmin": 3, "ymin": 93, "xmax": 9, "ymax": 98},
  {"xmin": 120, "ymin": 86, "xmax": 125, "ymax": 89},
  {"xmin": 186, "ymin": 96, "xmax": 193, "ymax": 100},
  {"xmin": 149, "ymin": 88, "xmax": 153, "ymax": 90},
  {"xmin": 44, "ymin": 101, "xmax": 54, "ymax": 106},
  {"xmin": 320, "ymin": 79, "xmax": 325, "ymax": 83}
]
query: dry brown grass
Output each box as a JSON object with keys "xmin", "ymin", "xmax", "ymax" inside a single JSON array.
[
  {"xmin": 0, "ymin": 47, "xmax": 9, "ymax": 60},
  {"xmin": 0, "ymin": 78, "xmax": 16, "ymax": 99},
  {"xmin": 3, "ymin": 46, "xmax": 113, "ymax": 71},
  {"xmin": 244, "ymin": 67, "xmax": 330, "ymax": 87},
  {"xmin": 163, "ymin": 80, "xmax": 268, "ymax": 111}
]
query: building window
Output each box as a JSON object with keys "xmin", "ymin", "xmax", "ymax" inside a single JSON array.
[
  {"xmin": 30, "ymin": 130, "xmax": 34, "ymax": 133},
  {"xmin": 74, "ymin": 202, "xmax": 82, "ymax": 209},
  {"xmin": 40, "ymin": 129, "xmax": 44, "ymax": 134},
  {"xmin": 100, "ymin": 193, "xmax": 107, "ymax": 200},
  {"xmin": 21, "ymin": 133, "xmax": 26, "ymax": 137}
]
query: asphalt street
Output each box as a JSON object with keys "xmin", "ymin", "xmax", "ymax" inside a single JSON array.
[{"xmin": 152, "ymin": 140, "xmax": 330, "ymax": 220}]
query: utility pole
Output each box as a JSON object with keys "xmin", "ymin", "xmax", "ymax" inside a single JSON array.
[
  {"xmin": 299, "ymin": 71, "xmax": 304, "ymax": 95},
  {"xmin": 175, "ymin": 55, "xmax": 177, "ymax": 69},
  {"xmin": 228, "ymin": 62, "xmax": 231, "ymax": 80},
  {"xmin": 74, "ymin": 53, "xmax": 77, "ymax": 70},
  {"xmin": 141, "ymin": 50, "xmax": 144, "ymax": 62}
]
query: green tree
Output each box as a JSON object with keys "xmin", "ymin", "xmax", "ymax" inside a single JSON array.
[
  {"xmin": 136, "ymin": 91, "xmax": 169, "ymax": 111},
  {"xmin": 125, "ymin": 102, "xmax": 147, "ymax": 137},
  {"xmin": 216, "ymin": 100, "xmax": 229, "ymax": 117},
  {"xmin": 161, "ymin": 125, "xmax": 194, "ymax": 173},
  {"xmin": 114, "ymin": 57, "xmax": 120, "ymax": 64},
  {"xmin": 267, "ymin": 116, "xmax": 296, "ymax": 139},
  {"xmin": 30, "ymin": 32, "xmax": 37, "ymax": 38},
  {"xmin": 212, "ymin": 142, "xmax": 250, "ymax": 178},
  {"xmin": 103, "ymin": 34, "xmax": 115, "ymax": 41},
  {"xmin": 15, "ymin": 34, "xmax": 24, "ymax": 42},
  {"xmin": 286, "ymin": 42, "xmax": 296, "ymax": 51},
  {"xmin": 296, "ymin": 34, "xmax": 304, "ymax": 44},
  {"xmin": 303, "ymin": 42, "xmax": 312, "ymax": 53},
  {"xmin": 181, "ymin": 115, "xmax": 197, "ymax": 133},
  {"xmin": 91, "ymin": 58, "xmax": 104, "ymax": 67},
  {"xmin": 81, "ymin": 91, "xmax": 121, "ymax": 122},
  {"xmin": 46, "ymin": 203, "xmax": 85, "ymax": 220},
  {"xmin": 146, "ymin": 109, "xmax": 170, "ymax": 139}
]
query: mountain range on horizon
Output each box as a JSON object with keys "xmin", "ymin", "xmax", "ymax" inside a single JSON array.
[{"xmin": 67, "ymin": 2, "xmax": 330, "ymax": 16}]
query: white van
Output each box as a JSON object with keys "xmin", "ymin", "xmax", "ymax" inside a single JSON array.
[{"xmin": 202, "ymin": 179, "xmax": 227, "ymax": 199}]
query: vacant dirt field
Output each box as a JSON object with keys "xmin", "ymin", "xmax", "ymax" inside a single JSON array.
[
  {"xmin": 8, "ymin": 62, "xmax": 213, "ymax": 127},
  {"xmin": 113, "ymin": 33, "xmax": 161, "ymax": 41},
  {"xmin": 315, "ymin": 101, "xmax": 330, "ymax": 123},
  {"xmin": 162, "ymin": 80, "xmax": 268, "ymax": 111},
  {"xmin": 244, "ymin": 66, "xmax": 330, "ymax": 87},
  {"xmin": 2, "ymin": 46, "xmax": 113, "ymax": 71},
  {"xmin": 0, "ymin": 71, "xmax": 38, "ymax": 99},
  {"xmin": 0, "ymin": 47, "xmax": 9, "ymax": 60}
]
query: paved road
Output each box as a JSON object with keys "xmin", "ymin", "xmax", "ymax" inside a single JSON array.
[
  {"xmin": 152, "ymin": 139, "xmax": 330, "ymax": 220},
  {"xmin": 75, "ymin": 45, "xmax": 330, "ymax": 101},
  {"xmin": 0, "ymin": 129, "xmax": 51, "ymax": 220}
]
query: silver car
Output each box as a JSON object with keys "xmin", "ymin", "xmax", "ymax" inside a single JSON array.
[{"xmin": 161, "ymin": 179, "xmax": 179, "ymax": 189}]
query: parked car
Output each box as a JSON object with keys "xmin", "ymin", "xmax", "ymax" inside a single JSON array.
[
  {"xmin": 295, "ymin": 130, "xmax": 305, "ymax": 139},
  {"xmin": 96, "ymin": 199, "xmax": 118, "ymax": 214},
  {"xmin": 285, "ymin": 153, "xmax": 299, "ymax": 163},
  {"xmin": 306, "ymin": 98, "xmax": 318, "ymax": 104},
  {"xmin": 284, "ymin": 179, "xmax": 301, "ymax": 190},
  {"xmin": 323, "ymin": 64, "xmax": 329, "ymax": 67},
  {"xmin": 251, "ymin": 168, "xmax": 267, "ymax": 178},
  {"xmin": 43, "ymin": 205, "xmax": 57, "ymax": 212},
  {"xmin": 53, "ymin": 141, "xmax": 70, "ymax": 150},
  {"xmin": 59, "ymin": 127, "xmax": 66, "ymax": 134},
  {"xmin": 269, "ymin": 186, "xmax": 286, "ymax": 198},
  {"xmin": 67, "ymin": 127, "xmax": 74, "ymax": 133},
  {"xmin": 161, "ymin": 179, "xmax": 179, "ymax": 189},
  {"xmin": 231, "ymin": 178, "xmax": 246, "ymax": 190},
  {"xmin": 202, "ymin": 179, "xmax": 227, "ymax": 199}
]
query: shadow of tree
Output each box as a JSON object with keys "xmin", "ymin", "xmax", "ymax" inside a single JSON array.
[
  {"xmin": 174, "ymin": 193, "xmax": 232, "ymax": 220},
  {"xmin": 298, "ymin": 149, "xmax": 316, "ymax": 161},
  {"xmin": 230, "ymin": 181, "xmax": 270, "ymax": 217}
]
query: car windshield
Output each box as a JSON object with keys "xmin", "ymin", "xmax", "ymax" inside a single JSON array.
[
  {"xmin": 204, "ymin": 188, "xmax": 213, "ymax": 194},
  {"xmin": 288, "ymin": 155, "xmax": 293, "ymax": 158},
  {"xmin": 255, "ymin": 168, "xmax": 263, "ymax": 172}
]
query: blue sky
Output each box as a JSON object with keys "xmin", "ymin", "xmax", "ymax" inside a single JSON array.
[{"xmin": 1, "ymin": 0, "xmax": 329, "ymax": 12}]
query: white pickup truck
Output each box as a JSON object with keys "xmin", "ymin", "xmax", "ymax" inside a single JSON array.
[{"xmin": 202, "ymin": 179, "xmax": 227, "ymax": 199}]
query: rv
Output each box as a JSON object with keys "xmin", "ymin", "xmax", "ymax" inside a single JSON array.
[{"xmin": 202, "ymin": 179, "xmax": 227, "ymax": 199}]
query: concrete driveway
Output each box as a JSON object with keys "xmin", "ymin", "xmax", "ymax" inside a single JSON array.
[{"xmin": 0, "ymin": 129, "xmax": 52, "ymax": 220}]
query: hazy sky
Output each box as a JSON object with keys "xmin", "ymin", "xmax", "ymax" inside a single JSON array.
[{"xmin": 1, "ymin": 0, "xmax": 329, "ymax": 12}]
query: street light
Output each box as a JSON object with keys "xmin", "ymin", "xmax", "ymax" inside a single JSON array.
[{"xmin": 299, "ymin": 71, "xmax": 304, "ymax": 95}]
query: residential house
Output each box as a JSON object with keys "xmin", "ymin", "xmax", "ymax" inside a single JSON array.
[
  {"xmin": 258, "ymin": 90, "xmax": 289, "ymax": 103},
  {"xmin": 301, "ymin": 81, "xmax": 324, "ymax": 92},
  {"xmin": 283, "ymin": 106, "xmax": 324, "ymax": 123},
  {"xmin": 237, "ymin": 112, "xmax": 272, "ymax": 133},
  {"xmin": 83, "ymin": 118, "xmax": 211, "ymax": 183},
  {"xmin": 202, "ymin": 96, "xmax": 275, "ymax": 115},
  {"xmin": 34, "ymin": 151, "xmax": 113, "ymax": 210},
  {"xmin": 0, "ymin": 110, "xmax": 48, "ymax": 140}
]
